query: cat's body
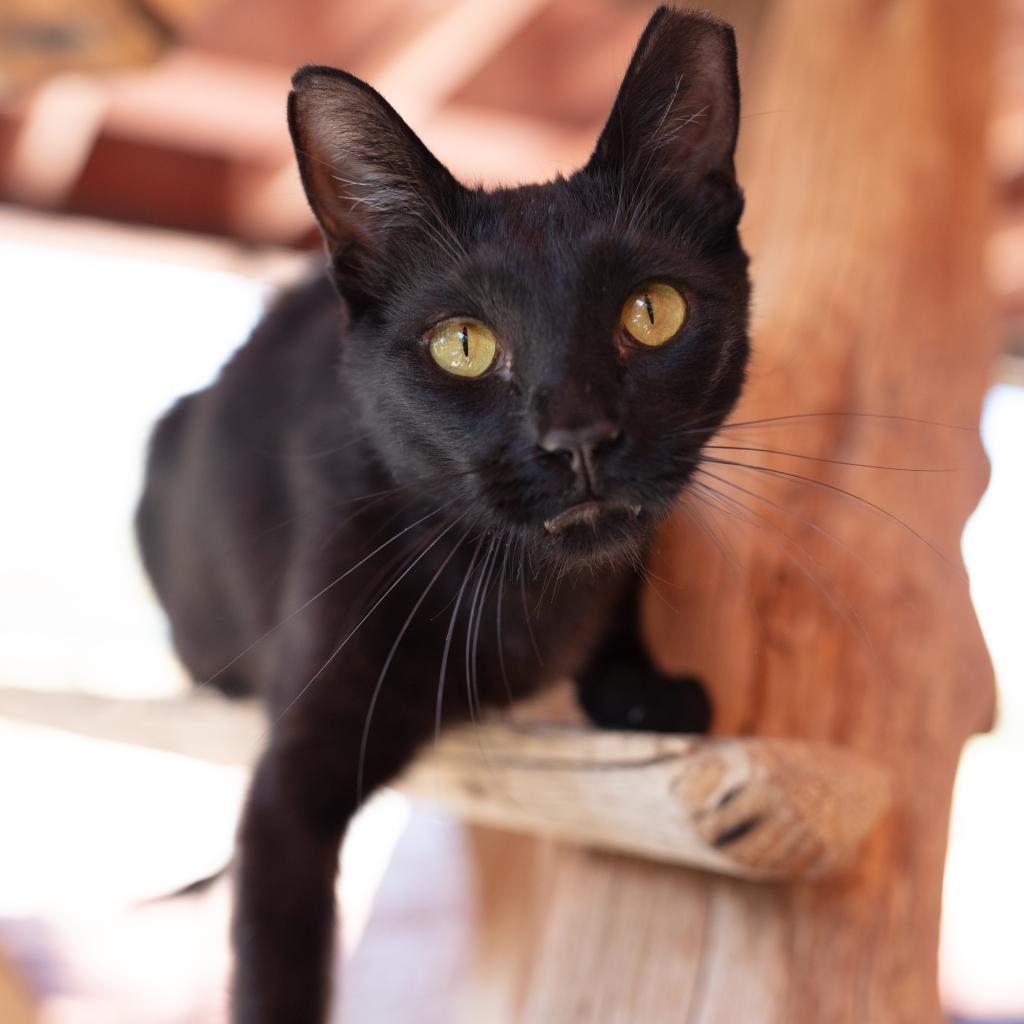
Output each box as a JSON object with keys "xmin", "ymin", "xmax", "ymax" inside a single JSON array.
[{"xmin": 137, "ymin": 9, "xmax": 750, "ymax": 1022}]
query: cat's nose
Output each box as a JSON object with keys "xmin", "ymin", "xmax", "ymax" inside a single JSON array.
[{"xmin": 537, "ymin": 421, "xmax": 621, "ymax": 492}]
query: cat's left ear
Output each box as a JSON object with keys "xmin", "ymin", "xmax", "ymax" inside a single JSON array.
[
  {"xmin": 588, "ymin": 8, "xmax": 740, "ymax": 207},
  {"xmin": 288, "ymin": 66, "xmax": 463, "ymax": 306}
]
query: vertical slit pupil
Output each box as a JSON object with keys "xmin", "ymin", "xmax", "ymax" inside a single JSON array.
[
  {"xmin": 460, "ymin": 325, "xmax": 470, "ymax": 358},
  {"xmin": 644, "ymin": 295, "xmax": 655, "ymax": 325}
]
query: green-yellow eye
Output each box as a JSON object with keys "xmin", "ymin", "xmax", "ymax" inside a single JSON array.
[
  {"xmin": 427, "ymin": 320, "xmax": 498, "ymax": 378},
  {"xmin": 620, "ymin": 283, "xmax": 687, "ymax": 347}
]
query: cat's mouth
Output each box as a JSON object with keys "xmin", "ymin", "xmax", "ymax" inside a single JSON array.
[{"xmin": 543, "ymin": 499, "xmax": 643, "ymax": 535}]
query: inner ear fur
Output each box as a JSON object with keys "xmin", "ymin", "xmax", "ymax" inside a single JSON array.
[
  {"xmin": 589, "ymin": 8, "xmax": 740, "ymax": 196},
  {"xmin": 288, "ymin": 66, "xmax": 464, "ymax": 298}
]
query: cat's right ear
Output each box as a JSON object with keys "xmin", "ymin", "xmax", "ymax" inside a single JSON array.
[
  {"xmin": 288, "ymin": 66, "xmax": 462, "ymax": 306},
  {"xmin": 587, "ymin": 8, "xmax": 741, "ymax": 216}
]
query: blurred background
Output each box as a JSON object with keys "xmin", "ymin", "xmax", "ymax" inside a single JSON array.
[{"xmin": 0, "ymin": 0, "xmax": 1022, "ymax": 1021}]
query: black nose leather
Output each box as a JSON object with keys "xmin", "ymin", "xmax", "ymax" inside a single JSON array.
[{"xmin": 537, "ymin": 421, "xmax": 621, "ymax": 492}]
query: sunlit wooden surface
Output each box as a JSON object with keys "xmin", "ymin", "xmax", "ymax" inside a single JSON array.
[{"xmin": 0, "ymin": 685, "xmax": 891, "ymax": 881}]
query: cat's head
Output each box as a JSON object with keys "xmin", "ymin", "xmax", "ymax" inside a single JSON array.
[{"xmin": 289, "ymin": 7, "xmax": 749, "ymax": 570}]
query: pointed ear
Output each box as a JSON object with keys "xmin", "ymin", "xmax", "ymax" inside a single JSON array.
[
  {"xmin": 288, "ymin": 66, "xmax": 463, "ymax": 303},
  {"xmin": 589, "ymin": 8, "xmax": 740, "ymax": 203}
]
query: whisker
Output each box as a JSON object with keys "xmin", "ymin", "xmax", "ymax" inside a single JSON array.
[
  {"xmin": 251, "ymin": 425, "xmax": 373, "ymax": 462},
  {"xmin": 476, "ymin": 533, "xmax": 506, "ymax": 703},
  {"xmin": 210, "ymin": 464, "xmax": 483, "ymax": 565},
  {"xmin": 466, "ymin": 534, "xmax": 505, "ymax": 778},
  {"xmin": 629, "ymin": 551, "xmax": 676, "ymax": 613},
  {"xmin": 518, "ymin": 537, "xmax": 543, "ymax": 666},
  {"xmin": 317, "ymin": 488, "xmax": 417, "ymax": 555},
  {"xmin": 268, "ymin": 509, "xmax": 470, "ymax": 737},
  {"xmin": 676, "ymin": 492, "xmax": 745, "ymax": 588},
  {"xmin": 689, "ymin": 479, "xmax": 887, "ymax": 683},
  {"xmin": 465, "ymin": 534, "xmax": 500, "ymax": 727},
  {"xmin": 695, "ymin": 466, "xmax": 924, "ymax": 620},
  {"xmin": 699, "ymin": 455, "xmax": 963, "ymax": 578},
  {"xmin": 495, "ymin": 532, "xmax": 515, "ymax": 705},
  {"xmin": 703, "ymin": 444, "xmax": 958, "ymax": 474},
  {"xmin": 355, "ymin": 518, "xmax": 474, "ymax": 802},
  {"xmin": 435, "ymin": 532, "xmax": 488, "ymax": 747},
  {"xmin": 195, "ymin": 499, "xmax": 456, "ymax": 693},
  {"xmin": 713, "ymin": 411, "xmax": 979, "ymax": 435},
  {"xmin": 351, "ymin": 512, "xmax": 447, "ymax": 620},
  {"xmin": 315, "ymin": 463, "xmax": 486, "ymax": 514},
  {"xmin": 677, "ymin": 487, "xmax": 771, "ymax": 653},
  {"xmin": 657, "ymin": 407, "xmax": 982, "ymax": 451}
]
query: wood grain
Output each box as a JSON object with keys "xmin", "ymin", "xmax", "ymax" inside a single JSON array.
[
  {"xmin": 461, "ymin": 1, "xmax": 999, "ymax": 1020},
  {"xmin": 401, "ymin": 725, "xmax": 890, "ymax": 880}
]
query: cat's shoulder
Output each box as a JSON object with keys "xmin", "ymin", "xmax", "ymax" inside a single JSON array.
[{"xmin": 235, "ymin": 271, "xmax": 342, "ymax": 368}]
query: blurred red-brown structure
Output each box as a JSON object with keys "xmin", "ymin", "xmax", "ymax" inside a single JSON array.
[
  {"xmin": 0, "ymin": 0, "xmax": 1022, "ymax": 358},
  {"xmin": 0, "ymin": 0, "xmax": 650, "ymax": 245}
]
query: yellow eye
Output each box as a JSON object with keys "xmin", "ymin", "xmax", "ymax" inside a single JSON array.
[
  {"xmin": 427, "ymin": 320, "xmax": 498, "ymax": 378},
  {"xmin": 620, "ymin": 283, "xmax": 687, "ymax": 347}
]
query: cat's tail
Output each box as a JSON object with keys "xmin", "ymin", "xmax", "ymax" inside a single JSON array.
[{"xmin": 136, "ymin": 862, "xmax": 231, "ymax": 907}]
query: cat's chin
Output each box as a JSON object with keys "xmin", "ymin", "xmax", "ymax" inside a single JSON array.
[
  {"xmin": 532, "ymin": 500, "xmax": 653, "ymax": 571},
  {"xmin": 542, "ymin": 499, "xmax": 643, "ymax": 536}
]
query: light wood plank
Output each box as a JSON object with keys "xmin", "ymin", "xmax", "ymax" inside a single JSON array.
[{"xmin": 0, "ymin": 687, "xmax": 889, "ymax": 882}]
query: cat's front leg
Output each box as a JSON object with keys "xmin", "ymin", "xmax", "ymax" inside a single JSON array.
[
  {"xmin": 576, "ymin": 576, "xmax": 712, "ymax": 735},
  {"xmin": 232, "ymin": 731, "xmax": 345, "ymax": 1024},
  {"xmin": 231, "ymin": 718, "xmax": 418, "ymax": 1024}
]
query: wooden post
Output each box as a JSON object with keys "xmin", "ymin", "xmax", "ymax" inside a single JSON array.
[{"xmin": 459, "ymin": 2, "xmax": 999, "ymax": 1021}]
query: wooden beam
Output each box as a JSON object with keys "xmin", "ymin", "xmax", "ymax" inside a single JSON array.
[
  {"xmin": 402, "ymin": 725, "xmax": 889, "ymax": 880},
  {"xmin": 3, "ymin": 72, "xmax": 107, "ymax": 205},
  {"xmin": 102, "ymin": 51, "xmax": 291, "ymax": 160},
  {"xmin": 234, "ymin": 104, "xmax": 594, "ymax": 245},
  {"xmin": 364, "ymin": 0, "xmax": 553, "ymax": 126},
  {"xmin": 0, "ymin": 686, "xmax": 889, "ymax": 882},
  {"xmin": 0, "ymin": 0, "xmax": 170, "ymax": 95},
  {"xmin": 233, "ymin": 0, "xmax": 563, "ymax": 242}
]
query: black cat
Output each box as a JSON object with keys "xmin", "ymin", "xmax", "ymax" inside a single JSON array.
[{"xmin": 136, "ymin": 7, "xmax": 750, "ymax": 1021}]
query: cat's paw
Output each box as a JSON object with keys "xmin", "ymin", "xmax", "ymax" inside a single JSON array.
[{"xmin": 576, "ymin": 662, "xmax": 712, "ymax": 734}]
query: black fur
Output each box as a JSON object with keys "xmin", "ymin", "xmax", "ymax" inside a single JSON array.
[{"xmin": 136, "ymin": 8, "xmax": 750, "ymax": 1022}]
